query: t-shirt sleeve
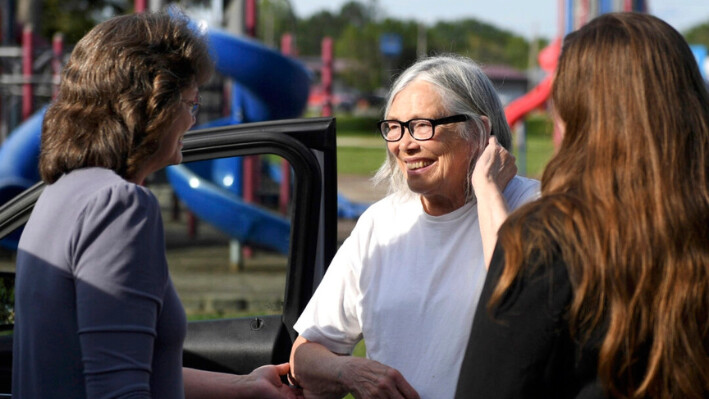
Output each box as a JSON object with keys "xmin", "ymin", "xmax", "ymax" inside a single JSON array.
[
  {"xmin": 504, "ymin": 176, "xmax": 541, "ymax": 210},
  {"xmin": 69, "ymin": 183, "xmax": 167, "ymax": 398},
  {"xmin": 293, "ymin": 214, "xmax": 370, "ymax": 355},
  {"xmin": 454, "ymin": 243, "xmax": 575, "ymax": 399}
]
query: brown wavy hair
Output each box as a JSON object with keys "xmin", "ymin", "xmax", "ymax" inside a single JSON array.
[
  {"xmin": 490, "ymin": 13, "xmax": 709, "ymax": 398},
  {"xmin": 39, "ymin": 10, "xmax": 213, "ymax": 183}
]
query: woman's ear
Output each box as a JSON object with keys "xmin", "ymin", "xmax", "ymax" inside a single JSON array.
[{"xmin": 480, "ymin": 116, "xmax": 492, "ymax": 137}]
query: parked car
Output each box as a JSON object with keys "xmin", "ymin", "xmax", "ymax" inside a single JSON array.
[{"xmin": 0, "ymin": 117, "xmax": 339, "ymax": 393}]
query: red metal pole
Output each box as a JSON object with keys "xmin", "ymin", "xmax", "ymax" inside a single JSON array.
[
  {"xmin": 321, "ymin": 37, "xmax": 333, "ymax": 117},
  {"xmin": 52, "ymin": 32, "xmax": 63, "ymax": 99},
  {"xmin": 22, "ymin": 25, "xmax": 33, "ymax": 121},
  {"xmin": 245, "ymin": 0, "xmax": 257, "ymax": 37},
  {"xmin": 242, "ymin": 0, "xmax": 259, "ymax": 257},
  {"xmin": 281, "ymin": 33, "xmax": 293, "ymax": 55},
  {"xmin": 134, "ymin": 0, "xmax": 147, "ymax": 13},
  {"xmin": 279, "ymin": 33, "xmax": 294, "ymax": 214},
  {"xmin": 576, "ymin": 0, "xmax": 589, "ymax": 28}
]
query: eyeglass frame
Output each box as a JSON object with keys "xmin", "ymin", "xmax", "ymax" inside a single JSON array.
[
  {"xmin": 181, "ymin": 96, "xmax": 201, "ymax": 117},
  {"xmin": 376, "ymin": 114, "xmax": 470, "ymax": 142}
]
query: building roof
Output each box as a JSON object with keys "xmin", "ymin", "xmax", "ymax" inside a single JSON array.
[{"xmin": 481, "ymin": 64, "xmax": 528, "ymax": 82}]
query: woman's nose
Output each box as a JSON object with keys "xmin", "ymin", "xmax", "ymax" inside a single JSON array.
[{"xmin": 398, "ymin": 128, "xmax": 419, "ymax": 151}]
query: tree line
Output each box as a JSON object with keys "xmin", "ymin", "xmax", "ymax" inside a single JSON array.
[
  {"xmin": 263, "ymin": 0, "xmax": 547, "ymax": 92},
  {"xmin": 22, "ymin": 0, "xmax": 709, "ymax": 94}
]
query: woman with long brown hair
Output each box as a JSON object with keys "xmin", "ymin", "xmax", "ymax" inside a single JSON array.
[{"xmin": 455, "ymin": 12, "xmax": 709, "ymax": 399}]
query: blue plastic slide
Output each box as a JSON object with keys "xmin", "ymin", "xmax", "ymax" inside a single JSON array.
[
  {"xmin": 0, "ymin": 109, "xmax": 45, "ymax": 248},
  {"xmin": 166, "ymin": 164, "xmax": 290, "ymax": 254},
  {"xmin": 163, "ymin": 27, "xmax": 311, "ymax": 254},
  {"xmin": 0, "ymin": 108, "xmax": 43, "ymax": 205}
]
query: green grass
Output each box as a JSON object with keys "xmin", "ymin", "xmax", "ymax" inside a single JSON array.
[
  {"xmin": 337, "ymin": 146, "xmax": 387, "ymax": 176},
  {"xmin": 335, "ymin": 115, "xmax": 380, "ymax": 136},
  {"xmin": 513, "ymin": 114, "xmax": 556, "ymax": 178}
]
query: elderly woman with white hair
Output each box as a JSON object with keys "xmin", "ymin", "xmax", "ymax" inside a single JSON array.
[{"xmin": 289, "ymin": 54, "xmax": 540, "ymax": 399}]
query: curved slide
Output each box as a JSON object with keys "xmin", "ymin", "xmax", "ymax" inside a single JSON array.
[
  {"xmin": 0, "ymin": 109, "xmax": 43, "ymax": 202},
  {"xmin": 0, "ymin": 109, "xmax": 44, "ymax": 248},
  {"xmin": 164, "ymin": 27, "xmax": 311, "ymax": 254},
  {"xmin": 504, "ymin": 38, "xmax": 561, "ymax": 127},
  {"xmin": 166, "ymin": 164, "xmax": 290, "ymax": 254}
]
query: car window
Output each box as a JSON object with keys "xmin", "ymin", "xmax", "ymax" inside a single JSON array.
[
  {"xmin": 160, "ymin": 156, "xmax": 292, "ymax": 321},
  {"xmin": 0, "ymin": 153, "xmax": 297, "ymax": 327}
]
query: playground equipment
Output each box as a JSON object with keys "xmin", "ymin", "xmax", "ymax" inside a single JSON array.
[
  {"xmin": 165, "ymin": 26, "xmax": 311, "ymax": 255},
  {"xmin": 0, "ymin": 12, "xmax": 370, "ymax": 253},
  {"xmin": 504, "ymin": 0, "xmax": 650, "ymax": 150},
  {"xmin": 0, "ymin": 24, "xmax": 312, "ymax": 253}
]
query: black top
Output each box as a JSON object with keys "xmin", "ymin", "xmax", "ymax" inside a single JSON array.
[{"xmin": 454, "ymin": 244, "xmax": 607, "ymax": 399}]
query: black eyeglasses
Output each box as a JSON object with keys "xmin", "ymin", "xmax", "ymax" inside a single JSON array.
[
  {"xmin": 377, "ymin": 114, "xmax": 470, "ymax": 142},
  {"xmin": 181, "ymin": 96, "xmax": 201, "ymax": 117}
]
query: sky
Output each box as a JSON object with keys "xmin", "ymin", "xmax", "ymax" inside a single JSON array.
[{"xmin": 289, "ymin": 0, "xmax": 709, "ymax": 40}]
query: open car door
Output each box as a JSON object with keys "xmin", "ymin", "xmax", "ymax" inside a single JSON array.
[{"xmin": 0, "ymin": 117, "xmax": 338, "ymax": 393}]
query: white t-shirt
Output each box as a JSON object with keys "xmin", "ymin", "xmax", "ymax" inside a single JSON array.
[{"xmin": 295, "ymin": 175, "xmax": 540, "ymax": 399}]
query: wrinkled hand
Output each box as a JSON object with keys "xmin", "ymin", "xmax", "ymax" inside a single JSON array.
[
  {"xmin": 245, "ymin": 363, "xmax": 304, "ymax": 399},
  {"xmin": 322, "ymin": 357, "xmax": 420, "ymax": 399},
  {"xmin": 472, "ymin": 136, "xmax": 517, "ymax": 194}
]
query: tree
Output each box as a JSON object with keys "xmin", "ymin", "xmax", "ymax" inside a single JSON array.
[
  {"xmin": 429, "ymin": 18, "xmax": 531, "ymax": 69},
  {"xmin": 39, "ymin": 0, "xmax": 130, "ymax": 44},
  {"xmin": 257, "ymin": 0, "xmax": 298, "ymax": 48},
  {"xmin": 685, "ymin": 22, "xmax": 709, "ymax": 48}
]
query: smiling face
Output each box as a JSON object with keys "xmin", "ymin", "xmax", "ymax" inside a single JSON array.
[{"xmin": 386, "ymin": 79, "xmax": 478, "ymax": 215}]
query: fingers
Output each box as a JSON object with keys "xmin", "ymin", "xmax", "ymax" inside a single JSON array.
[
  {"xmin": 273, "ymin": 362, "xmax": 291, "ymax": 376},
  {"xmin": 348, "ymin": 358, "xmax": 420, "ymax": 399},
  {"xmin": 250, "ymin": 364, "xmax": 305, "ymax": 399},
  {"xmin": 389, "ymin": 369, "xmax": 420, "ymax": 399},
  {"xmin": 472, "ymin": 136, "xmax": 517, "ymax": 193}
]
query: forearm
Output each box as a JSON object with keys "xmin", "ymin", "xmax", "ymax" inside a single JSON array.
[
  {"xmin": 470, "ymin": 136, "xmax": 516, "ymax": 268},
  {"xmin": 476, "ymin": 181, "xmax": 509, "ymax": 269},
  {"xmin": 184, "ymin": 367, "xmax": 248, "ymax": 399},
  {"xmin": 290, "ymin": 337, "xmax": 419, "ymax": 399},
  {"xmin": 290, "ymin": 338, "xmax": 351, "ymax": 398}
]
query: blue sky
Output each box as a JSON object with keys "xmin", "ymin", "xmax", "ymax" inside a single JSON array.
[{"xmin": 290, "ymin": 0, "xmax": 709, "ymax": 40}]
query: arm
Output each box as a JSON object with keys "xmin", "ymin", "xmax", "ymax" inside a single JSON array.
[
  {"xmin": 73, "ymin": 186, "xmax": 166, "ymax": 398},
  {"xmin": 289, "ymin": 336, "xmax": 419, "ymax": 399},
  {"xmin": 183, "ymin": 366, "xmax": 302, "ymax": 399},
  {"xmin": 472, "ymin": 136, "xmax": 518, "ymax": 268}
]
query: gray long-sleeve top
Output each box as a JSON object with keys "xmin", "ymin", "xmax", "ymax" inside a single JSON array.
[{"xmin": 13, "ymin": 167, "xmax": 186, "ymax": 398}]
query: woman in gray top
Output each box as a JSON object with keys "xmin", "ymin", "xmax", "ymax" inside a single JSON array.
[{"xmin": 13, "ymin": 11, "xmax": 301, "ymax": 399}]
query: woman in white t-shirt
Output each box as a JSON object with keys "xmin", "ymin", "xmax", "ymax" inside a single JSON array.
[{"xmin": 289, "ymin": 54, "xmax": 540, "ymax": 399}]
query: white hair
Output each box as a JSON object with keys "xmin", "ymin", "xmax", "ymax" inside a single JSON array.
[{"xmin": 372, "ymin": 54, "xmax": 512, "ymax": 202}]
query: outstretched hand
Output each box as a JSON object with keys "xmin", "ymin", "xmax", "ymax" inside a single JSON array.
[
  {"xmin": 244, "ymin": 363, "xmax": 304, "ymax": 399},
  {"xmin": 472, "ymin": 136, "xmax": 517, "ymax": 195}
]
